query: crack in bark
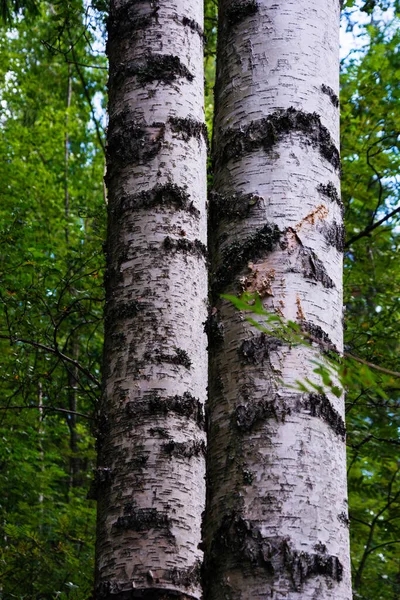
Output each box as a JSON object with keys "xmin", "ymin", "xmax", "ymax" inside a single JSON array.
[
  {"xmin": 225, "ymin": 0, "xmax": 259, "ymax": 27},
  {"xmin": 113, "ymin": 184, "xmax": 200, "ymax": 218},
  {"xmin": 126, "ymin": 392, "xmax": 204, "ymax": 428},
  {"xmin": 213, "ymin": 223, "xmax": 280, "ymax": 296},
  {"xmin": 209, "ymin": 190, "xmax": 261, "ymax": 226},
  {"xmin": 162, "ymin": 439, "xmax": 206, "ymax": 459},
  {"xmin": 321, "ymin": 84, "xmax": 339, "ymax": 108},
  {"xmin": 207, "ymin": 514, "xmax": 343, "ymax": 591},
  {"xmin": 163, "ymin": 236, "xmax": 207, "ymax": 260},
  {"xmin": 215, "ymin": 107, "xmax": 340, "ymax": 171}
]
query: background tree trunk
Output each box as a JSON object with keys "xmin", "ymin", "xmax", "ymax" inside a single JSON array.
[
  {"xmin": 94, "ymin": 1, "xmax": 207, "ymax": 598},
  {"xmin": 204, "ymin": 1, "xmax": 351, "ymax": 598}
]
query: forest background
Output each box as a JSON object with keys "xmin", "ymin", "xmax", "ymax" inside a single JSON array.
[{"xmin": 0, "ymin": 0, "xmax": 399, "ymax": 598}]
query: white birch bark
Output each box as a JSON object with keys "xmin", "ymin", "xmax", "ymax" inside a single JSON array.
[
  {"xmin": 204, "ymin": 1, "xmax": 351, "ymax": 598},
  {"xmin": 94, "ymin": 1, "xmax": 207, "ymax": 598}
]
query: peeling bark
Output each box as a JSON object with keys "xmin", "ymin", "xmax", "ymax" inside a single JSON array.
[
  {"xmin": 205, "ymin": 0, "xmax": 350, "ymax": 598},
  {"xmin": 95, "ymin": 0, "xmax": 207, "ymax": 598}
]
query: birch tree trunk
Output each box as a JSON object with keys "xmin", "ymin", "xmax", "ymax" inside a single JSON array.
[
  {"xmin": 204, "ymin": 1, "xmax": 351, "ymax": 598},
  {"xmin": 94, "ymin": 1, "xmax": 207, "ymax": 598}
]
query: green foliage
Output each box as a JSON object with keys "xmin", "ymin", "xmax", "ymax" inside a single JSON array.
[{"xmin": 0, "ymin": 0, "xmax": 106, "ymax": 595}]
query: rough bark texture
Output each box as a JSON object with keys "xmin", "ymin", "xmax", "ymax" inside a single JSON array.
[
  {"xmin": 95, "ymin": 1, "xmax": 207, "ymax": 598},
  {"xmin": 204, "ymin": 1, "xmax": 351, "ymax": 599}
]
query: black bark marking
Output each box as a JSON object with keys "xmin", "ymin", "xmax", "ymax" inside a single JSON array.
[
  {"xmin": 114, "ymin": 508, "xmax": 170, "ymax": 532},
  {"xmin": 215, "ymin": 107, "xmax": 340, "ymax": 171},
  {"xmin": 236, "ymin": 399, "xmax": 281, "ymax": 431},
  {"xmin": 162, "ymin": 439, "xmax": 206, "ymax": 459},
  {"xmin": 114, "ymin": 184, "xmax": 200, "ymax": 218},
  {"xmin": 296, "ymin": 247, "xmax": 335, "ymax": 288},
  {"xmin": 240, "ymin": 333, "xmax": 283, "ymax": 365},
  {"xmin": 236, "ymin": 393, "xmax": 345, "ymax": 438},
  {"xmin": 87, "ymin": 467, "xmax": 112, "ymax": 500},
  {"xmin": 107, "ymin": 113, "xmax": 165, "ymax": 170},
  {"xmin": 321, "ymin": 84, "xmax": 339, "ymax": 108},
  {"xmin": 114, "ymin": 54, "xmax": 194, "ymax": 86},
  {"xmin": 165, "ymin": 560, "xmax": 202, "ymax": 587},
  {"xmin": 305, "ymin": 393, "xmax": 346, "ymax": 440},
  {"xmin": 144, "ymin": 347, "xmax": 192, "ymax": 369},
  {"xmin": 104, "ymin": 300, "xmax": 141, "ymax": 324},
  {"xmin": 226, "ymin": 0, "xmax": 259, "ymax": 27},
  {"xmin": 301, "ymin": 321, "xmax": 339, "ymax": 354},
  {"xmin": 213, "ymin": 223, "xmax": 280, "ymax": 295},
  {"xmin": 182, "ymin": 16, "xmax": 205, "ymax": 41},
  {"xmin": 207, "ymin": 514, "xmax": 343, "ymax": 591},
  {"xmin": 169, "ymin": 116, "xmax": 208, "ymax": 145},
  {"xmin": 163, "ymin": 236, "xmax": 207, "ymax": 260},
  {"xmin": 338, "ymin": 511, "xmax": 350, "ymax": 528},
  {"xmin": 317, "ymin": 182, "xmax": 343, "ymax": 212},
  {"xmin": 321, "ymin": 221, "xmax": 345, "ymax": 252},
  {"xmin": 149, "ymin": 427, "xmax": 171, "ymax": 439},
  {"xmin": 209, "ymin": 190, "xmax": 261, "ymax": 226},
  {"xmin": 204, "ymin": 308, "xmax": 224, "ymax": 347},
  {"xmin": 126, "ymin": 392, "xmax": 204, "ymax": 428},
  {"xmin": 107, "ymin": 2, "xmax": 159, "ymax": 40}
]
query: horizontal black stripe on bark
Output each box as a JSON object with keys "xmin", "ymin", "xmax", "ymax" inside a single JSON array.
[
  {"xmin": 209, "ymin": 190, "xmax": 262, "ymax": 226},
  {"xmin": 112, "ymin": 184, "xmax": 200, "ymax": 218},
  {"xmin": 213, "ymin": 223, "xmax": 280, "ymax": 296},
  {"xmin": 206, "ymin": 514, "xmax": 343, "ymax": 591},
  {"xmin": 163, "ymin": 236, "xmax": 207, "ymax": 260},
  {"xmin": 225, "ymin": 0, "xmax": 259, "ymax": 27},
  {"xmin": 114, "ymin": 508, "xmax": 170, "ymax": 532},
  {"xmin": 215, "ymin": 107, "xmax": 340, "ymax": 171},
  {"xmin": 112, "ymin": 54, "xmax": 194, "ymax": 87},
  {"xmin": 321, "ymin": 221, "xmax": 345, "ymax": 252},
  {"xmin": 321, "ymin": 84, "xmax": 339, "ymax": 108},
  {"xmin": 169, "ymin": 116, "xmax": 208, "ymax": 145},
  {"xmin": 182, "ymin": 16, "xmax": 205, "ymax": 40},
  {"xmin": 126, "ymin": 392, "xmax": 204, "ymax": 428},
  {"xmin": 235, "ymin": 392, "xmax": 346, "ymax": 439},
  {"xmin": 107, "ymin": 1, "xmax": 159, "ymax": 40},
  {"xmin": 239, "ymin": 333, "xmax": 283, "ymax": 364},
  {"xmin": 166, "ymin": 560, "xmax": 202, "ymax": 588},
  {"xmin": 96, "ymin": 586, "xmax": 198, "ymax": 600},
  {"xmin": 301, "ymin": 321, "xmax": 339, "ymax": 354},
  {"xmin": 162, "ymin": 439, "xmax": 206, "ymax": 458},
  {"xmin": 317, "ymin": 181, "xmax": 343, "ymax": 212},
  {"xmin": 106, "ymin": 115, "xmax": 165, "ymax": 170},
  {"xmin": 290, "ymin": 246, "xmax": 335, "ymax": 288},
  {"xmin": 144, "ymin": 347, "xmax": 192, "ymax": 369},
  {"xmin": 104, "ymin": 300, "xmax": 141, "ymax": 324}
]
